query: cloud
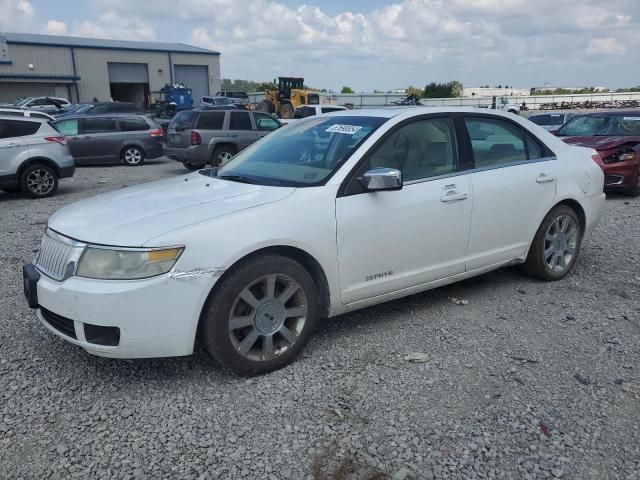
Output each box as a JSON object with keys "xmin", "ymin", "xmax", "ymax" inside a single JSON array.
[
  {"xmin": 586, "ymin": 37, "xmax": 626, "ymax": 56},
  {"xmin": 0, "ymin": 0, "xmax": 34, "ymax": 28},
  {"xmin": 74, "ymin": 12, "xmax": 157, "ymax": 41},
  {"xmin": 42, "ymin": 20, "xmax": 68, "ymax": 35}
]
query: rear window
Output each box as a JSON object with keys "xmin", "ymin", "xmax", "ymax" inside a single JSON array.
[
  {"xmin": 119, "ymin": 117, "xmax": 150, "ymax": 131},
  {"xmin": 197, "ymin": 111, "xmax": 225, "ymax": 130},
  {"xmin": 529, "ymin": 114, "xmax": 565, "ymax": 126},
  {"xmin": 229, "ymin": 111, "xmax": 252, "ymax": 130},
  {"xmin": 170, "ymin": 110, "xmax": 199, "ymax": 130},
  {"xmin": 294, "ymin": 106, "xmax": 316, "ymax": 119},
  {"xmin": 321, "ymin": 107, "xmax": 345, "ymax": 113}
]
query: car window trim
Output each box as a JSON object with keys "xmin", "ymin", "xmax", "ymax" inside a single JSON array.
[{"xmin": 338, "ymin": 113, "xmax": 462, "ymax": 198}]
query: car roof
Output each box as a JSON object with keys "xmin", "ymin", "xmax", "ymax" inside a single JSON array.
[
  {"xmin": 325, "ymin": 106, "xmax": 524, "ymax": 119},
  {"xmin": 0, "ymin": 114, "xmax": 48, "ymax": 122},
  {"xmin": 55, "ymin": 112, "xmax": 149, "ymax": 120},
  {"xmin": 573, "ymin": 110, "xmax": 640, "ymax": 118}
]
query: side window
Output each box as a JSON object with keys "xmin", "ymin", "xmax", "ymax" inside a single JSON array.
[
  {"xmin": 0, "ymin": 120, "xmax": 10, "ymax": 138},
  {"xmin": 525, "ymin": 133, "xmax": 543, "ymax": 159},
  {"xmin": 253, "ymin": 113, "xmax": 280, "ymax": 131},
  {"xmin": 321, "ymin": 107, "xmax": 343, "ymax": 113},
  {"xmin": 8, "ymin": 120, "xmax": 40, "ymax": 137},
  {"xmin": 229, "ymin": 112, "xmax": 252, "ymax": 130},
  {"xmin": 55, "ymin": 119, "xmax": 79, "ymax": 136},
  {"xmin": 366, "ymin": 117, "xmax": 457, "ymax": 182},
  {"xmin": 27, "ymin": 98, "xmax": 47, "ymax": 106},
  {"xmin": 197, "ymin": 111, "xmax": 225, "ymax": 130},
  {"xmin": 464, "ymin": 117, "xmax": 527, "ymax": 168},
  {"xmin": 81, "ymin": 117, "xmax": 117, "ymax": 134},
  {"xmin": 119, "ymin": 117, "xmax": 150, "ymax": 132}
]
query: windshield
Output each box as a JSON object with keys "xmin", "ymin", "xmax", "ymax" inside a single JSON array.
[
  {"xmin": 558, "ymin": 114, "xmax": 640, "ymax": 136},
  {"xmin": 14, "ymin": 97, "xmax": 33, "ymax": 106},
  {"xmin": 74, "ymin": 104, "xmax": 93, "ymax": 113},
  {"xmin": 210, "ymin": 115, "xmax": 386, "ymax": 186}
]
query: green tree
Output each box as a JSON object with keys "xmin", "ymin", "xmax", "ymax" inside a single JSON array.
[
  {"xmin": 341, "ymin": 86, "xmax": 354, "ymax": 94},
  {"xmin": 405, "ymin": 86, "xmax": 423, "ymax": 98},
  {"xmin": 422, "ymin": 81, "xmax": 464, "ymax": 98}
]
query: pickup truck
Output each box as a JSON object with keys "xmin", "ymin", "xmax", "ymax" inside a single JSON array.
[{"xmin": 280, "ymin": 104, "xmax": 348, "ymax": 124}]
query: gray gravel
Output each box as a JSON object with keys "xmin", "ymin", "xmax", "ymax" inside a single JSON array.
[{"xmin": 1, "ymin": 157, "xmax": 639, "ymax": 479}]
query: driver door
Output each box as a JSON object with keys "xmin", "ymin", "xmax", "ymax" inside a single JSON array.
[{"xmin": 335, "ymin": 116, "xmax": 473, "ymax": 305}]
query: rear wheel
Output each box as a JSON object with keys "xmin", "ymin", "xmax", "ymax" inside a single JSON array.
[
  {"xmin": 122, "ymin": 146, "xmax": 145, "ymax": 166},
  {"xmin": 212, "ymin": 145, "xmax": 237, "ymax": 166},
  {"xmin": 20, "ymin": 164, "xmax": 58, "ymax": 198},
  {"xmin": 256, "ymin": 100, "xmax": 274, "ymax": 114},
  {"xmin": 202, "ymin": 254, "xmax": 319, "ymax": 376},
  {"xmin": 521, "ymin": 205, "xmax": 582, "ymax": 281},
  {"xmin": 280, "ymin": 103, "xmax": 294, "ymax": 119},
  {"xmin": 183, "ymin": 161, "xmax": 205, "ymax": 171}
]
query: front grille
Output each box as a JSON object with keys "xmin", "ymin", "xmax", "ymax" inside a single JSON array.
[
  {"xmin": 35, "ymin": 230, "xmax": 83, "ymax": 280},
  {"xmin": 41, "ymin": 308, "xmax": 77, "ymax": 339}
]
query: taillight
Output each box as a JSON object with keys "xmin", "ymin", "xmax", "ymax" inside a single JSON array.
[
  {"xmin": 191, "ymin": 131, "xmax": 201, "ymax": 146},
  {"xmin": 149, "ymin": 128, "xmax": 163, "ymax": 137},
  {"xmin": 44, "ymin": 136, "xmax": 66, "ymax": 146}
]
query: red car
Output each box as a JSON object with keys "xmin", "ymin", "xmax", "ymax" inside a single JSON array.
[{"xmin": 554, "ymin": 111, "xmax": 640, "ymax": 196}]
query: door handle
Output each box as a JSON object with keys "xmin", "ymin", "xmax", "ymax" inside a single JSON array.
[
  {"xmin": 536, "ymin": 174, "xmax": 556, "ymax": 184},
  {"xmin": 440, "ymin": 191, "xmax": 468, "ymax": 202},
  {"xmin": 6, "ymin": 142, "xmax": 19, "ymax": 147},
  {"xmin": 228, "ymin": 134, "xmax": 237, "ymax": 138}
]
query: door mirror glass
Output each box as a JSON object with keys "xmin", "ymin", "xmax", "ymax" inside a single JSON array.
[{"xmin": 359, "ymin": 167, "xmax": 403, "ymax": 191}]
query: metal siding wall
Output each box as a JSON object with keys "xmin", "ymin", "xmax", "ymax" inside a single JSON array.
[
  {"xmin": 107, "ymin": 62, "xmax": 149, "ymax": 83},
  {"xmin": 169, "ymin": 53, "xmax": 220, "ymax": 96},
  {"xmin": 0, "ymin": 44, "xmax": 73, "ymax": 75},
  {"xmin": 0, "ymin": 82, "xmax": 56, "ymax": 102},
  {"xmin": 73, "ymin": 49, "xmax": 170, "ymax": 102}
]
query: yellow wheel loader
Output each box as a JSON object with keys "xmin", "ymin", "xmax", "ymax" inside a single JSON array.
[{"xmin": 256, "ymin": 77, "xmax": 319, "ymax": 119}]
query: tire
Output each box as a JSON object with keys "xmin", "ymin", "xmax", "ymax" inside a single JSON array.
[
  {"xmin": 183, "ymin": 161, "xmax": 206, "ymax": 171},
  {"xmin": 121, "ymin": 146, "xmax": 145, "ymax": 166},
  {"xmin": 256, "ymin": 100, "xmax": 274, "ymax": 114},
  {"xmin": 212, "ymin": 145, "xmax": 237, "ymax": 166},
  {"xmin": 280, "ymin": 103, "xmax": 294, "ymax": 119},
  {"xmin": 20, "ymin": 164, "xmax": 58, "ymax": 198},
  {"xmin": 627, "ymin": 170, "xmax": 640, "ymax": 197},
  {"xmin": 202, "ymin": 254, "xmax": 319, "ymax": 376},
  {"xmin": 521, "ymin": 205, "xmax": 582, "ymax": 281}
]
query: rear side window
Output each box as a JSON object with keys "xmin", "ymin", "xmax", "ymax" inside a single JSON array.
[
  {"xmin": 197, "ymin": 111, "xmax": 225, "ymax": 130},
  {"xmin": 464, "ymin": 117, "xmax": 527, "ymax": 168},
  {"xmin": 229, "ymin": 112, "xmax": 252, "ymax": 130},
  {"xmin": 525, "ymin": 133, "xmax": 543, "ymax": 159},
  {"xmin": 253, "ymin": 113, "xmax": 280, "ymax": 131},
  {"xmin": 170, "ymin": 110, "xmax": 199, "ymax": 129},
  {"xmin": 294, "ymin": 106, "xmax": 315, "ymax": 119},
  {"xmin": 3, "ymin": 120, "xmax": 41, "ymax": 137},
  {"xmin": 81, "ymin": 117, "xmax": 117, "ymax": 134},
  {"xmin": 321, "ymin": 107, "xmax": 344, "ymax": 113},
  {"xmin": 529, "ymin": 114, "xmax": 564, "ymax": 126},
  {"xmin": 119, "ymin": 117, "xmax": 150, "ymax": 131},
  {"xmin": 55, "ymin": 119, "xmax": 79, "ymax": 135}
]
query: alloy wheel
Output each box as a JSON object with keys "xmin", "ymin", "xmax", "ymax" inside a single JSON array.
[
  {"xmin": 26, "ymin": 168, "xmax": 55, "ymax": 195},
  {"xmin": 228, "ymin": 274, "xmax": 307, "ymax": 362},
  {"xmin": 218, "ymin": 151, "xmax": 234, "ymax": 164},
  {"xmin": 544, "ymin": 214, "xmax": 578, "ymax": 273},
  {"xmin": 124, "ymin": 148, "xmax": 143, "ymax": 165}
]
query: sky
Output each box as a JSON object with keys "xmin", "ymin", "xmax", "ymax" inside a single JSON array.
[{"xmin": 1, "ymin": 0, "xmax": 639, "ymax": 91}]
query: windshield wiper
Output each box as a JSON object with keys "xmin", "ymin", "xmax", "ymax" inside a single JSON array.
[{"xmin": 218, "ymin": 174, "xmax": 258, "ymax": 184}]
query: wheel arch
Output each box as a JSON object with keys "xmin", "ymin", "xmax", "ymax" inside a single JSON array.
[
  {"xmin": 210, "ymin": 142, "xmax": 238, "ymax": 160},
  {"xmin": 557, "ymin": 198, "xmax": 586, "ymax": 233},
  {"xmin": 120, "ymin": 143, "xmax": 146, "ymax": 159},
  {"xmin": 196, "ymin": 244, "xmax": 331, "ymax": 342},
  {"xmin": 17, "ymin": 157, "xmax": 61, "ymax": 179}
]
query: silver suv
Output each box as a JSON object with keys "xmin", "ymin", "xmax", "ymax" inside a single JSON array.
[
  {"xmin": 0, "ymin": 116, "xmax": 74, "ymax": 197},
  {"xmin": 164, "ymin": 108, "xmax": 281, "ymax": 170}
]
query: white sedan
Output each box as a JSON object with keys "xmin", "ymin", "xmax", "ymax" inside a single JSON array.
[{"xmin": 23, "ymin": 108, "xmax": 606, "ymax": 375}]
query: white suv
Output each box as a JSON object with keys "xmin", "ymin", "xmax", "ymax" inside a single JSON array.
[{"xmin": 24, "ymin": 108, "xmax": 605, "ymax": 375}]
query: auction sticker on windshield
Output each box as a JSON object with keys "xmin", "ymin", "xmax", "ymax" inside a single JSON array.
[{"xmin": 326, "ymin": 124, "xmax": 363, "ymax": 134}]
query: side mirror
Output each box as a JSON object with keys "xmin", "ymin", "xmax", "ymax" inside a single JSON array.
[{"xmin": 359, "ymin": 168, "xmax": 403, "ymax": 191}]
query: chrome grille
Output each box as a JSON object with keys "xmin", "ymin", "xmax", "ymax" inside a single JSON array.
[{"xmin": 35, "ymin": 230, "xmax": 84, "ymax": 281}]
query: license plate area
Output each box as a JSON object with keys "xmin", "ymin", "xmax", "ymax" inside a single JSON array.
[{"xmin": 170, "ymin": 134, "xmax": 183, "ymax": 145}]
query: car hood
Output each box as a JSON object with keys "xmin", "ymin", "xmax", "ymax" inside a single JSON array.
[
  {"xmin": 560, "ymin": 135, "xmax": 640, "ymax": 151},
  {"xmin": 48, "ymin": 173, "xmax": 295, "ymax": 246}
]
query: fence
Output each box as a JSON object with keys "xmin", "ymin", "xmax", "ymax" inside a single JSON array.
[{"xmin": 247, "ymin": 91, "xmax": 640, "ymax": 111}]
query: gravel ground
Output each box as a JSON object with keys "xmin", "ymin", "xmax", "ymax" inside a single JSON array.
[{"xmin": 1, "ymin": 157, "xmax": 639, "ymax": 480}]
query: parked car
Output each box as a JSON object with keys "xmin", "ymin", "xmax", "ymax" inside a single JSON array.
[
  {"xmin": 55, "ymin": 102, "xmax": 137, "ymax": 118},
  {"xmin": 53, "ymin": 114, "xmax": 163, "ymax": 166},
  {"xmin": 2, "ymin": 96, "xmax": 70, "ymax": 114},
  {"xmin": 554, "ymin": 111, "xmax": 640, "ymax": 196},
  {"xmin": 527, "ymin": 112, "xmax": 574, "ymax": 131},
  {"xmin": 0, "ymin": 115, "xmax": 74, "ymax": 197},
  {"xmin": 201, "ymin": 96, "xmax": 234, "ymax": 107},
  {"xmin": 215, "ymin": 91, "xmax": 251, "ymax": 110},
  {"xmin": 0, "ymin": 108, "xmax": 54, "ymax": 121},
  {"xmin": 56, "ymin": 103, "xmax": 90, "ymax": 116},
  {"xmin": 280, "ymin": 104, "xmax": 349, "ymax": 125},
  {"xmin": 23, "ymin": 108, "xmax": 605, "ymax": 375},
  {"xmin": 164, "ymin": 108, "xmax": 282, "ymax": 170}
]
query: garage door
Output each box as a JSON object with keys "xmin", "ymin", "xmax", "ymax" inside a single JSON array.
[
  {"xmin": 0, "ymin": 82, "xmax": 57, "ymax": 103},
  {"xmin": 174, "ymin": 65, "xmax": 209, "ymax": 103},
  {"xmin": 108, "ymin": 63, "xmax": 149, "ymax": 83}
]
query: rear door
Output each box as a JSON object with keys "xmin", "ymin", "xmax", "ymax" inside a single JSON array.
[
  {"xmin": 54, "ymin": 118, "xmax": 83, "ymax": 159},
  {"xmin": 227, "ymin": 111, "xmax": 258, "ymax": 149},
  {"xmin": 118, "ymin": 116, "xmax": 154, "ymax": 151},
  {"xmin": 462, "ymin": 115, "xmax": 559, "ymax": 270},
  {"xmin": 0, "ymin": 120, "xmax": 34, "ymax": 176},
  {"xmin": 74, "ymin": 117, "xmax": 121, "ymax": 163}
]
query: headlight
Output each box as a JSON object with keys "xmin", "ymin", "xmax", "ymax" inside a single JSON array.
[
  {"xmin": 603, "ymin": 149, "xmax": 635, "ymax": 164},
  {"xmin": 76, "ymin": 246, "xmax": 183, "ymax": 280}
]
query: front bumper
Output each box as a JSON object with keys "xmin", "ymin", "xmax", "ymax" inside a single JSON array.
[
  {"xmin": 30, "ymin": 267, "xmax": 212, "ymax": 358},
  {"xmin": 602, "ymin": 162, "xmax": 638, "ymax": 190}
]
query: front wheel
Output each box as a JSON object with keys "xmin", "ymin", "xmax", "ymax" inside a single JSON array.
[
  {"xmin": 202, "ymin": 254, "xmax": 319, "ymax": 376},
  {"xmin": 521, "ymin": 205, "xmax": 582, "ymax": 281},
  {"xmin": 122, "ymin": 146, "xmax": 145, "ymax": 166}
]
